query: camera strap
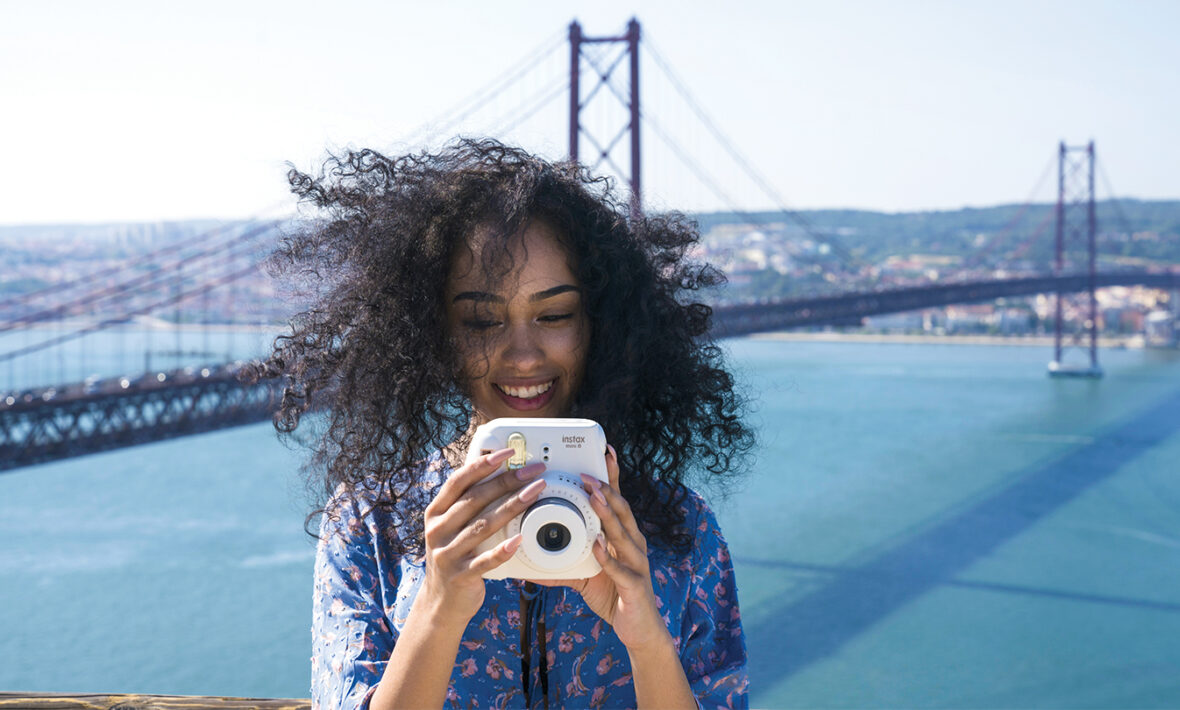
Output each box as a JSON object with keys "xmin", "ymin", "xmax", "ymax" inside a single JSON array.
[{"xmin": 519, "ymin": 582, "xmax": 550, "ymax": 710}]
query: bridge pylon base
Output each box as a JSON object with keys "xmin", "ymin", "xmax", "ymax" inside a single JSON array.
[{"xmin": 1047, "ymin": 361, "xmax": 1104, "ymax": 379}]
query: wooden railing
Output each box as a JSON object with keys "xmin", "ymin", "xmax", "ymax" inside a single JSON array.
[{"xmin": 0, "ymin": 694, "xmax": 310, "ymax": 710}]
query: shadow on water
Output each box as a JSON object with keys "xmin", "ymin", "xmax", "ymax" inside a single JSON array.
[
  {"xmin": 743, "ymin": 385, "xmax": 1180, "ymax": 689},
  {"xmin": 740, "ymin": 559, "xmax": 1180, "ymax": 614}
]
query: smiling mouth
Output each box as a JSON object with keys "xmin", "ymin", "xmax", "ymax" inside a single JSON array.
[
  {"xmin": 495, "ymin": 380, "xmax": 555, "ymax": 400},
  {"xmin": 492, "ymin": 380, "xmax": 558, "ymax": 412}
]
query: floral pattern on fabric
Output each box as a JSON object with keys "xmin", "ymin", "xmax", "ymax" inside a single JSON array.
[{"xmin": 310, "ymin": 479, "xmax": 748, "ymax": 710}]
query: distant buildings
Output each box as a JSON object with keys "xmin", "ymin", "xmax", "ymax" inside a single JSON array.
[
  {"xmin": 2, "ymin": 217, "xmax": 1177, "ymax": 345},
  {"xmin": 694, "ymin": 219, "xmax": 1178, "ymax": 345}
]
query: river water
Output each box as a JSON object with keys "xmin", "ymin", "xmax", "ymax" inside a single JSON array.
[{"xmin": 2, "ymin": 334, "xmax": 1178, "ymax": 708}]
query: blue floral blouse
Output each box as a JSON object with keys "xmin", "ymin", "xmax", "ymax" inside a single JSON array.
[{"xmin": 310, "ymin": 475, "xmax": 748, "ymax": 710}]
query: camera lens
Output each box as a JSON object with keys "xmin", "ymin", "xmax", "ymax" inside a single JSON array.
[{"xmin": 536, "ymin": 522, "xmax": 571, "ymax": 551}]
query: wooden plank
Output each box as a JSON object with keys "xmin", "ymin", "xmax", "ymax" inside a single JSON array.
[{"xmin": 0, "ymin": 694, "xmax": 310, "ymax": 710}]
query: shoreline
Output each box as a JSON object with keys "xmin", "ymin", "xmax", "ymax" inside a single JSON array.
[
  {"xmin": 17, "ymin": 323, "xmax": 1155, "ymax": 348},
  {"xmin": 747, "ymin": 331, "xmax": 1151, "ymax": 348}
]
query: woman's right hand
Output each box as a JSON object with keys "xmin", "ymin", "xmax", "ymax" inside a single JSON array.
[
  {"xmin": 417, "ymin": 447, "xmax": 547, "ymax": 628},
  {"xmin": 370, "ymin": 450, "xmax": 547, "ymax": 710}
]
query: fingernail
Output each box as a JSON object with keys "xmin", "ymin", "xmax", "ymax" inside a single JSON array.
[
  {"xmin": 488, "ymin": 448, "xmax": 514, "ymax": 465},
  {"xmin": 518, "ymin": 479, "xmax": 546, "ymax": 503},
  {"xmin": 515, "ymin": 462, "xmax": 546, "ymax": 480},
  {"xmin": 596, "ymin": 532, "xmax": 605, "ymax": 548},
  {"xmin": 505, "ymin": 534, "xmax": 523, "ymax": 553},
  {"xmin": 580, "ymin": 474, "xmax": 606, "ymax": 505},
  {"xmin": 606, "ymin": 444, "xmax": 616, "ymax": 459}
]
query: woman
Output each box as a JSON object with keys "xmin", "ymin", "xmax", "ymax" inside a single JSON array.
[{"xmin": 258, "ymin": 139, "xmax": 753, "ymax": 709}]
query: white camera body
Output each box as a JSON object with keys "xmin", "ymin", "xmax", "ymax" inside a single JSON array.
[{"xmin": 466, "ymin": 417, "xmax": 608, "ymax": 580}]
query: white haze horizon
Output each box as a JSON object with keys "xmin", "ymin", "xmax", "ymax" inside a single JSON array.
[{"xmin": 3, "ymin": 0, "xmax": 1179, "ymax": 225}]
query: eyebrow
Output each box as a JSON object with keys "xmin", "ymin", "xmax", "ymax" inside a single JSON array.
[{"xmin": 451, "ymin": 284, "xmax": 582, "ymax": 304}]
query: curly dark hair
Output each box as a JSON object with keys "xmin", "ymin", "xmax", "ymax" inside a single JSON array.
[{"xmin": 254, "ymin": 138, "xmax": 752, "ymax": 555}]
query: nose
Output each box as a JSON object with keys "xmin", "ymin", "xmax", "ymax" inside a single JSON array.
[{"xmin": 501, "ymin": 322, "xmax": 544, "ymax": 373}]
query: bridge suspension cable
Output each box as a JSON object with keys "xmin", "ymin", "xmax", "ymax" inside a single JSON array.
[
  {"xmin": 630, "ymin": 67, "xmax": 847, "ymax": 270},
  {"xmin": 481, "ymin": 74, "xmax": 568, "ymax": 140},
  {"xmin": 0, "ymin": 223, "xmax": 236, "ymax": 313},
  {"xmin": 0, "ymin": 198, "xmax": 292, "ymax": 314},
  {"xmin": 398, "ymin": 28, "xmax": 567, "ymax": 149},
  {"xmin": 0, "ymin": 243, "xmax": 274, "ymax": 365},
  {"xmin": 0, "ymin": 221, "xmax": 279, "ymax": 334},
  {"xmin": 963, "ymin": 149, "xmax": 1058, "ymax": 269},
  {"xmin": 1003, "ymin": 207, "xmax": 1056, "ymax": 265},
  {"xmin": 642, "ymin": 34, "xmax": 860, "ymax": 268},
  {"xmin": 1096, "ymin": 157, "xmax": 1138, "ymax": 243}
]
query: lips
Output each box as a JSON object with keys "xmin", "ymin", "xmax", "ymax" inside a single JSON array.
[{"xmin": 493, "ymin": 379, "xmax": 557, "ymax": 411}]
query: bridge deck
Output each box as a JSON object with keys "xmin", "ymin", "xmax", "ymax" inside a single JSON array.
[
  {"xmin": 3, "ymin": 269, "xmax": 1175, "ymax": 471},
  {"xmin": 0, "ymin": 369, "xmax": 280, "ymax": 472}
]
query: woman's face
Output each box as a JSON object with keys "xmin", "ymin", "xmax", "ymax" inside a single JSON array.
[{"xmin": 445, "ymin": 220, "xmax": 590, "ymax": 423}]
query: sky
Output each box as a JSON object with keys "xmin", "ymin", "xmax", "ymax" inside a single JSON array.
[{"xmin": 2, "ymin": 0, "xmax": 1179, "ymax": 225}]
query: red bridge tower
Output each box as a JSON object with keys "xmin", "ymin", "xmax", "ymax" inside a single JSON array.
[{"xmin": 1049, "ymin": 140, "xmax": 1103, "ymax": 378}]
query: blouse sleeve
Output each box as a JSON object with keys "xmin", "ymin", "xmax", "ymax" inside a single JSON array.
[
  {"xmin": 311, "ymin": 498, "xmax": 396, "ymax": 710},
  {"xmin": 680, "ymin": 500, "xmax": 750, "ymax": 710}
]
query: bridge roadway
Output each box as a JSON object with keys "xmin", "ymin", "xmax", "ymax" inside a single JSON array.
[
  {"xmin": 0, "ymin": 364, "xmax": 281, "ymax": 472},
  {"xmin": 1, "ymin": 269, "xmax": 1176, "ymax": 471},
  {"xmin": 711, "ymin": 269, "xmax": 1180, "ymax": 337}
]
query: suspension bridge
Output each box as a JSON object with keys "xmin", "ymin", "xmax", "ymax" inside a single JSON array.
[{"xmin": 1, "ymin": 18, "xmax": 1177, "ymax": 472}]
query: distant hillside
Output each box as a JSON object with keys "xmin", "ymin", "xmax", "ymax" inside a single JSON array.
[
  {"xmin": 2, "ymin": 200, "xmax": 1177, "ymax": 310},
  {"xmin": 690, "ymin": 199, "xmax": 1180, "ymax": 266}
]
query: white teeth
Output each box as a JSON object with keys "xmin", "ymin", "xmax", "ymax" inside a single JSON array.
[{"xmin": 499, "ymin": 380, "xmax": 554, "ymax": 399}]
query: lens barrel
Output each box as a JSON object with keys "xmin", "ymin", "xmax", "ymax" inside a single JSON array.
[
  {"xmin": 518, "ymin": 493, "xmax": 591, "ymax": 574},
  {"xmin": 536, "ymin": 522, "xmax": 572, "ymax": 551}
]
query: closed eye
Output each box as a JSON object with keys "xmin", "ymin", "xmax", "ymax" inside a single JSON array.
[
  {"xmin": 538, "ymin": 313, "xmax": 574, "ymax": 323},
  {"xmin": 462, "ymin": 319, "xmax": 502, "ymax": 331}
]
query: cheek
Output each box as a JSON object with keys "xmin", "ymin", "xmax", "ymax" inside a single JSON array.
[
  {"xmin": 558, "ymin": 321, "xmax": 591, "ymax": 377},
  {"xmin": 452, "ymin": 336, "xmax": 493, "ymax": 382}
]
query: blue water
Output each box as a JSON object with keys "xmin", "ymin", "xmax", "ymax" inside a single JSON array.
[{"xmin": 2, "ymin": 336, "xmax": 1179, "ymax": 707}]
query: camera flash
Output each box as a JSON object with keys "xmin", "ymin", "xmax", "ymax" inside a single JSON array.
[{"xmin": 507, "ymin": 432, "xmax": 528, "ymax": 469}]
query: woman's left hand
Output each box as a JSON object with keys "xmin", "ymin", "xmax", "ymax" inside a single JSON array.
[{"xmin": 536, "ymin": 445, "xmax": 670, "ymax": 652}]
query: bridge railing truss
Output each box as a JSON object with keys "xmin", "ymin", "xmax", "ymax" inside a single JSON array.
[
  {"xmin": 709, "ymin": 270, "xmax": 1180, "ymax": 338},
  {"xmin": 0, "ymin": 373, "xmax": 282, "ymax": 472}
]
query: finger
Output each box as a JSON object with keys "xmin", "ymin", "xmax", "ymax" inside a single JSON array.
[
  {"xmin": 426, "ymin": 462, "xmax": 544, "ymax": 550},
  {"xmin": 584, "ymin": 476, "xmax": 647, "ymax": 565},
  {"xmin": 605, "ymin": 443, "xmax": 620, "ymax": 492},
  {"xmin": 427, "ymin": 447, "xmax": 515, "ymax": 515},
  {"xmin": 442, "ymin": 462, "xmax": 546, "ymax": 531},
  {"xmin": 448, "ymin": 478, "xmax": 547, "ymax": 552},
  {"xmin": 601, "ymin": 479, "xmax": 645, "ymax": 550},
  {"xmin": 582, "ymin": 473, "xmax": 646, "ymax": 555},
  {"xmin": 468, "ymin": 533, "xmax": 524, "ymax": 577},
  {"xmin": 591, "ymin": 534, "xmax": 643, "ymax": 590}
]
